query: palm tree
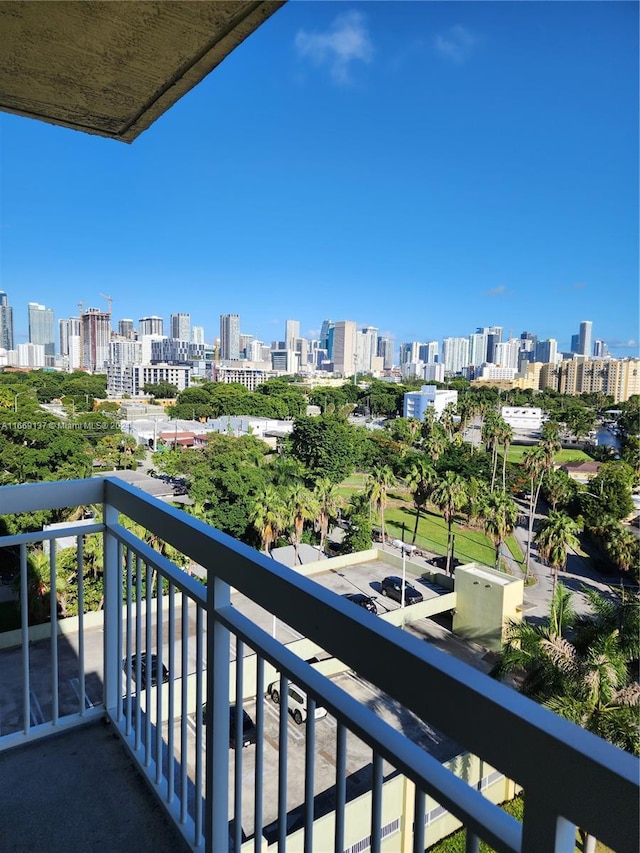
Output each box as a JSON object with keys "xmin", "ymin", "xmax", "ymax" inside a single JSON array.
[
  {"xmin": 500, "ymin": 422, "xmax": 514, "ymax": 493},
  {"xmin": 422, "ymin": 422, "xmax": 448, "ymax": 464},
  {"xmin": 493, "ymin": 586, "xmax": 640, "ymax": 852},
  {"xmin": 249, "ymin": 485, "xmax": 286, "ymax": 555},
  {"xmin": 604, "ymin": 523, "xmax": 640, "ymax": 576},
  {"xmin": 464, "ymin": 476, "xmax": 489, "ymax": 529},
  {"xmin": 366, "ymin": 465, "xmax": 395, "ymax": 545},
  {"xmin": 482, "ymin": 413, "xmax": 502, "ymax": 492},
  {"xmin": 313, "ymin": 477, "xmax": 341, "ymax": 559},
  {"xmin": 405, "ymin": 457, "xmax": 437, "ymax": 544},
  {"xmin": 482, "ymin": 491, "xmax": 519, "ymax": 570},
  {"xmin": 534, "ymin": 510, "xmax": 580, "ymax": 593},
  {"xmin": 431, "ymin": 471, "xmax": 467, "ymax": 574},
  {"xmin": 285, "ymin": 485, "xmax": 318, "ymax": 566},
  {"xmin": 522, "ymin": 444, "xmax": 550, "ymax": 579}
]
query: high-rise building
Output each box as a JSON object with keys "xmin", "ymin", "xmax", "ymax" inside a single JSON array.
[
  {"xmin": 82, "ymin": 308, "xmax": 111, "ymax": 372},
  {"xmin": 0, "ymin": 291, "xmax": 14, "ymax": 351},
  {"xmin": 535, "ymin": 338, "xmax": 558, "ymax": 364},
  {"xmin": 170, "ymin": 313, "xmax": 191, "ymax": 341},
  {"xmin": 442, "ymin": 337, "xmax": 470, "ymax": 374},
  {"xmin": 284, "ymin": 320, "xmax": 300, "ymax": 351},
  {"xmin": 139, "ymin": 316, "xmax": 164, "ymax": 337},
  {"xmin": 191, "ymin": 326, "xmax": 205, "ymax": 345},
  {"xmin": 357, "ymin": 326, "xmax": 378, "ymax": 373},
  {"xmin": 59, "ymin": 317, "xmax": 82, "ymax": 370},
  {"xmin": 28, "ymin": 302, "xmax": 55, "ymax": 356},
  {"xmin": 17, "ymin": 342, "xmax": 45, "ymax": 368},
  {"xmin": 493, "ymin": 339, "xmax": 520, "ymax": 370},
  {"xmin": 477, "ymin": 326, "xmax": 502, "ymax": 363},
  {"xmin": 319, "ymin": 320, "xmax": 333, "ymax": 352},
  {"xmin": 220, "ymin": 314, "xmax": 240, "ymax": 360},
  {"xmin": 118, "ymin": 319, "xmax": 136, "ymax": 340},
  {"xmin": 399, "ymin": 342, "xmax": 422, "ymax": 365},
  {"xmin": 593, "ymin": 340, "xmax": 610, "ymax": 359},
  {"xmin": 239, "ymin": 334, "xmax": 254, "ymax": 358},
  {"xmin": 468, "ymin": 333, "xmax": 487, "ymax": 367},
  {"xmin": 377, "ymin": 336, "xmax": 394, "ymax": 370},
  {"xmin": 332, "ymin": 320, "xmax": 357, "ymax": 376},
  {"xmin": 578, "ymin": 321, "xmax": 593, "ymax": 358}
]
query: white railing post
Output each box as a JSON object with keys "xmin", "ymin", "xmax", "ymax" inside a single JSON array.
[
  {"xmin": 521, "ymin": 795, "xmax": 576, "ymax": 853},
  {"xmin": 103, "ymin": 502, "xmax": 120, "ymax": 715},
  {"xmin": 205, "ymin": 575, "xmax": 231, "ymax": 853}
]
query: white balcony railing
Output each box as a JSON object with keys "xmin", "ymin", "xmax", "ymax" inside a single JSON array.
[{"xmin": 0, "ymin": 478, "xmax": 637, "ymax": 853}]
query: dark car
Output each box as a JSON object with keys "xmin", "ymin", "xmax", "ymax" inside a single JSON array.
[
  {"xmin": 229, "ymin": 705, "xmax": 257, "ymax": 749},
  {"xmin": 124, "ymin": 652, "xmax": 169, "ymax": 688},
  {"xmin": 380, "ymin": 575, "xmax": 423, "ymax": 605},
  {"xmin": 342, "ymin": 592, "xmax": 378, "ymax": 614}
]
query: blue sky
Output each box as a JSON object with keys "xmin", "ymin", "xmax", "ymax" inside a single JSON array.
[{"xmin": 1, "ymin": 1, "xmax": 638, "ymax": 356}]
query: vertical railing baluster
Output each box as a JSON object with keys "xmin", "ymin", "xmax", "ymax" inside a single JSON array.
[
  {"xmin": 521, "ymin": 795, "xmax": 576, "ymax": 853},
  {"xmin": 371, "ymin": 751, "xmax": 383, "ymax": 853},
  {"xmin": 103, "ymin": 502, "xmax": 120, "ymax": 718},
  {"xmin": 116, "ymin": 540, "xmax": 123, "ymax": 723},
  {"xmin": 277, "ymin": 675, "xmax": 289, "ymax": 852},
  {"xmin": 195, "ymin": 606, "xmax": 204, "ymax": 848},
  {"xmin": 125, "ymin": 547, "xmax": 132, "ymax": 734},
  {"xmin": 335, "ymin": 723, "xmax": 347, "ymax": 853},
  {"xmin": 254, "ymin": 656, "xmax": 264, "ymax": 853},
  {"xmin": 167, "ymin": 581, "xmax": 175, "ymax": 804},
  {"xmin": 77, "ymin": 535, "xmax": 85, "ymax": 715},
  {"xmin": 413, "ymin": 788, "xmax": 425, "ymax": 853},
  {"xmin": 50, "ymin": 542, "xmax": 58, "ymax": 726},
  {"xmin": 155, "ymin": 569, "xmax": 164, "ymax": 786},
  {"xmin": 145, "ymin": 559, "xmax": 153, "ymax": 767},
  {"xmin": 465, "ymin": 829, "xmax": 480, "ymax": 853},
  {"xmin": 234, "ymin": 639, "xmax": 244, "ymax": 853},
  {"xmin": 180, "ymin": 593, "xmax": 189, "ymax": 825},
  {"xmin": 134, "ymin": 555, "xmax": 143, "ymax": 749},
  {"xmin": 205, "ymin": 577, "xmax": 231, "ymax": 853},
  {"xmin": 303, "ymin": 697, "xmax": 316, "ymax": 853},
  {"xmin": 20, "ymin": 543, "xmax": 30, "ymax": 735}
]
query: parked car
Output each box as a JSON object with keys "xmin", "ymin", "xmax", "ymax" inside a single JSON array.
[
  {"xmin": 389, "ymin": 539, "xmax": 417, "ymax": 555},
  {"xmin": 342, "ymin": 592, "xmax": 378, "ymax": 614},
  {"xmin": 380, "ymin": 576, "xmax": 423, "ymax": 605},
  {"xmin": 228, "ymin": 705, "xmax": 257, "ymax": 749},
  {"xmin": 124, "ymin": 652, "xmax": 169, "ymax": 688},
  {"xmin": 267, "ymin": 680, "xmax": 327, "ymax": 725}
]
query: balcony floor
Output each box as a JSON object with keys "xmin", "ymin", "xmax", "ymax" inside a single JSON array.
[{"xmin": 0, "ymin": 720, "xmax": 190, "ymax": 853}]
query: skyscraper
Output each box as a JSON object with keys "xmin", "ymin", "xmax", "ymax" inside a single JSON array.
[
  {"xmin": 170, "ymin": 313, "xmax": 191, "ymax": 341},
  {"xmin": 535, "ymin": 338, "xmax": 558, "ymax": 364},
  {"xmin": 319, "ymin": 320, "xmax": 332, "ymax": 351},
  {"xmin": 220, "ymin": 314, "xmax": 240, "ymax": 360},
  {"xmin": 284, "ymin": 320, "xmax": 300, "ymax": 351},
  {"xmin": 578, "ymin": 321, "xmax": 593, "ymax": 358},
  {"xmin": 0, "ymin": 291, "xmax": 14, "ymax": 351},
  {"xmin": 191, "ymin": 326, "xmax": 205, "ymax": 345},
  {"xmin": 357, "ymin": 326, "xmax": 378, "ymax": 373},
  {"xmin": 82, "ymin": 308, "xmax": 111, "ymax": 372},
  {"xmin": 331, "ymin": 320, "xmax": 357, "ymax": 376},
  {"xmin": 118, "ymin": 319, "xmax": 136, "ymax": 340},
  {"xmin": 442, "ymin": 337, "xmax": 470, "ymax": 374},
  {"xmin": 377, "ymin": 336, "xmax": 394, "ymax": 370},
  {"xmin": 28, "ymin": 302, "xmax": 55, "ymax": 356},
  {"xmin": 139, "ymin": 316, "xmax": 164, "ymax": 337}
]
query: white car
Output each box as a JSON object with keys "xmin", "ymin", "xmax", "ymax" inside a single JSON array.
[
  {"xmin": 390, "ymin": 539, "xmax": 417, "ymax": 555},
  {"xmin": 267, "ymin": 680, "xmax": 327, "ymax": 725}
]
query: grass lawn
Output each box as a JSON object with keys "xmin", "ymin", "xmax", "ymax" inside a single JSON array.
[
  {"xmin": 505, "ymin": 446, "xmax": 592, "ymax": 465},
  {"xmin": 336, "ymin": 472, "xmax": 367, "ymax": 499},
  {"xmin": 505, "ymin": 534, "xmax": 524, "ymax": 565},
  {"xmin": 425, "ymin": 796, "xmax": 613, "ymax": 852}
]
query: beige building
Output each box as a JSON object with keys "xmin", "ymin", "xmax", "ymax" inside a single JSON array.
[
  {"xmin": 556, "ymin": 358, "xmax": 640, "ymax": 403},
  {"xmin": 332, "ymin": 320, "xmax": 357, "ymax": 376}
]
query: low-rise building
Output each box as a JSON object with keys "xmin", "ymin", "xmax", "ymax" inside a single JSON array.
[{"xmin": 403, "ymin": 385, "xmax": 458, "ymax": 420}]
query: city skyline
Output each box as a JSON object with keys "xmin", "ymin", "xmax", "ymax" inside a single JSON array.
[{"xmin": 1, "ymin": 3, "xmax": 637, "ymax": 355}]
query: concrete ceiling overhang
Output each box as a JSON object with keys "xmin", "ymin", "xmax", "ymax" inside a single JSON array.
[{"xmin": 0, "ymin": 0, "xmax": 285, "ymax": 143}]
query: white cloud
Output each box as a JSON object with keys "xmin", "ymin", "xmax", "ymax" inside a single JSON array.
[
  {"xmin": 485, "ymin": 285, "xmax": 513, "ymax": 297},
  {"xmin": 295, "ymin": 11, "xmax": 373, "ymax": 85},
  {"xmin": 434, "ymin": 25, "xmax": 477, "ymax": 64}
]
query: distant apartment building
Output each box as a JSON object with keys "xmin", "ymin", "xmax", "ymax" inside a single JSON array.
[
  {"xmin": 534, "ymin": 338, "xmax": 558, "ymax": 364},
  {"xmin": 271, "ymin": 349, "xmax": 298, "ymax": 373},
  {"xmin": 577, "ymin": 320, "xmax": 592, "ymax": 357},
  {"xmin": 477, "ymin": 326, "xmax": 502, "ymax": 363},
  {"xmin": 107, "ymin": 363, "xmax": 190, "ymax": 397},
  {"xmin": 82, "ymin": 308, "xmax": 111, "ymax": 372},
  {"xmin": 151, "ymin": 338, "xmax": 205, "ymax": 364},
  {"xmin": 468, "ymin": 333, "xmax": 487, "ymax": 367},
  {"xmin": 109, "ymin": 339, "xmax": 142, "ymax": 366},
  {"xmin": 493, "ymin": 340, "xmax": 520, "ymax": 370},
  {"xmin": 403, "ymin": 385, "xmax": 458, "ymax": 420},
  {"xmin": 377, "ymin": 336, "xmax": 394, "ymax": 370},
  {"xmin": 220, "ymin": 313, "xmax": 240, "ymax": 360},
  {"xmin": 59, "ymin": 317, "xmax": 82, "ymax": 370},
  {"xmin": 28, "ymin": 302, "xmax": 55, "ymax": 358},
  {"xmin": 357, "ymin": 326, "xmax": 378, "ymax": 373},
  {"xmin": 0, "ymin": 291, "xmax": 14, "ymax": 351},
  {"xmin": 399, "ymin": 342, "xmax": 421, "ymax": 366},
  {"xmin": 423, "ymin": 362, "xmax": 445, "ymax": 382},
  {"xmin": 118, "ymin": 319, "xmax": 136, "ymax": 340},
  {"xmin": 477, "ymin": 365, "xmax": 517, "ymax": 381},
  {"xmin": 593, "ymin": 340, "xmax": 609, "ymax": 358},
  {"xmin": 212, "ymin": 364, "xmax": 277, "ymax": 391},
  {"xmin": 140, "ymin": 334, "xmax": 166, "ymax": 364},
  {"xmin": 17, "ymin": 342, "xmax": 45, "ymax": 368},
  {"xmin": 138, "ymin": 316, "xmax": 164, "ymax": 337},
  {"xmin": 284, "ymin": 320, "xmax": 300, "ymax": 351},
  {"xmin": 557, "ymin": 358, "xmax": 640, "ymax": 403},
  {"xmin": 191, "ymin": 325, "xmax": 205, "ymax": 345},
  {"xmin": 501, "ymin": 406, "xmax": 543, "ymax": 431},
  {"xmin": 170, "ymin": 312, "xmax": 190, "ymax": 341},
  {"xmin": 332, "ymin": 320, "xmax": 357, "ymax": 376},
  {"xmin": 442, "ymin": 337, "xmax": 470, "ymax": 374}
]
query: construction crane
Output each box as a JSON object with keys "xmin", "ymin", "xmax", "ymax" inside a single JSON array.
[{"xmin": 99, "ymin": 293, "xmax": 113, "ymax": 314}]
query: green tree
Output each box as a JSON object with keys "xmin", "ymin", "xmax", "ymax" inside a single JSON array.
[
  {"xmin": 142, "ymin": 382, "xmax": 179, "ymax": 399},
  {"xmin": 604, "ymin": 524, "xmax": 640, "ymax": 580},
  {"xmin": 366, "ymin": 465, "xmax": 395, "ymax": 545},
  {"xmin": 431, "ymin": 471, "xmax": 467, "ymax": 575},
  {"xmin": 405, "ymin": 457, "xmax": 437, "ymax": 544},
  {"xmin": 286, "ymin": 485, "xmax": 318, "ymax": 566},
  {"xmin": 535, "ymin": 510, "xmax": 580, "ymax": 592},
  {"xmin": 313, "ymin": 478, "xmax": 342, "ymax": 559},
  {"xmin": 250, "ymin": 485, "xmax": 286, "ymax": 554},
  {"xmin": 289, "ymin": 414, "xmax": 360, "ymax": 483},
  {"xmin": 482, "ymin": 491, "xmax": 519, "ymax": 570}
]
